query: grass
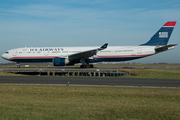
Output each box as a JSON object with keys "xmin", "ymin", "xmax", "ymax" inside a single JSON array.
[
  {"xmin": 121, "ymin": 69, "xmax": 180, "ymax": 79},
  {"xmin": 1, "ymin": 64, "xmax": 180, "ymax": 79},
  {"xmin": 0, "ymin": 86, "xmax": 180, "ymax": 120},
  {"xmin": 1, "ymin": 63, "xmax": 180, "ymax": 68},
  {"xmin": 0, "ymin": 72, "xmax": 26, "ymax": 76},
  {"xmin": 95, "ymin": 63, "xmax": 180, "ymax": 68},
  {"xmin": 1, "ymin": 69, "xmax": 180, "ymax": 79}
]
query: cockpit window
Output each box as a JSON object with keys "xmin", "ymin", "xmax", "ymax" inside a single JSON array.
[{"xmin": 5, "ymin": 52, "xmax": 9, "ymax": 54}]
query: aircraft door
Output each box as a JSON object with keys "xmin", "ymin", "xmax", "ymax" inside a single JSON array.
[
  {"xmin": 44, "ymin": 51, "xmax": 49, "ymax": 56},
  {"xmin": 13, "ymin": 50, "xmax": 17, "ymax": 56},
  {"xmin": 137, "ymin": 47, "xmax": 142, "ymax": 54}
]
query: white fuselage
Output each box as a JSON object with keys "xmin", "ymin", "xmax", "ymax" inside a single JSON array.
[{"xmin": 1, "ymin": 46, "xmax": 156, "ymax": 63}]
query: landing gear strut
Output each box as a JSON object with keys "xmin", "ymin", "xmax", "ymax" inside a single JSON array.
[
  {"xmin": 80, "ymin": 59, "xmax": 94, "ymax": 68},
  {"xmin": 80, "ymin": 64, "xmax": 94, "ymax": 68},
  {"xmin": 16, "ymin": 62, "xmax": 20, "ymax": 68}
]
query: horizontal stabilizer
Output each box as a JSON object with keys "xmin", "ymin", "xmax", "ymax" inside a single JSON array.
[{"xmin": 155, "ymin": 44, "xmax": 177, "ymax": 53}]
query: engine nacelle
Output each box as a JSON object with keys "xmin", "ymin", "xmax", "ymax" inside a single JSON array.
[{"xmin": 53, "ymin": 58, "xmax": 69, "ymax": 66}]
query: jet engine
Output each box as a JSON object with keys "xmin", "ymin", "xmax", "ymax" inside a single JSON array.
[{"xmin": 53, "ymin": 58, "xmax": 70, "ymax": 66}]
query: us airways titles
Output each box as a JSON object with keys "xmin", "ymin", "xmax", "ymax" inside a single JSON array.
[{"xmin": 30, "ymin": 48, "xmax": 64, "ymax": 52}]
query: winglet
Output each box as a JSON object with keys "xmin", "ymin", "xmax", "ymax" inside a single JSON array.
[{"xmin": 100, "ymin": 43, "xmax": 108, "ymax": 50}]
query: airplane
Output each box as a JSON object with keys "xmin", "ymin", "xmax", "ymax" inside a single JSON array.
[{"xmin": 1, "ymin": 21, "xmax": 177, "ymax": 68}]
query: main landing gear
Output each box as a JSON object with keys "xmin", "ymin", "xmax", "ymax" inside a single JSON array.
[
  {"xmin": 80, "ymin": 59, "xmax": 94, "ymax": 68},
  {"xmin": 80, "ymin": 64, "xmax": 94, "ymax": 68}
]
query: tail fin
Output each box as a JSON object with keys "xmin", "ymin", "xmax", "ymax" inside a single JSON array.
[{"xmin": 141, "ymin": 21, "xmax": 177, "ymax": 46}]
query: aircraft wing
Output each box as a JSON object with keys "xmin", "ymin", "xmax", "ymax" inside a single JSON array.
[
  {"xmin": 68, "ymin": 43, "xmax": 108, "ymax": 61},
  {"xmin": 155, "ymin": 44, "xmax": 177, "ymax": 53}
]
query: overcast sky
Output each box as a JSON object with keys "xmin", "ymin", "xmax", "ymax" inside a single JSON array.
[{"xmin": 0, "ymin": 0, "xmax": 180, "ymax": 63}]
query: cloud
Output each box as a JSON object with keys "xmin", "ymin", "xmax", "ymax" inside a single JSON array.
[
  {"xmin": 1, "ymin": 3, "xmax": 179, "ymax": 22},
  {"xmin": 0, "ymin": 4, "xmax": 61, "ymax": 17},
  {"xmin": 139, "ymin": 9, "xmax": 180, "ymax": 20}
]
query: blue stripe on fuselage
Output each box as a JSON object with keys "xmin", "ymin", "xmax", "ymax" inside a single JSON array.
[
  {"xmin": 10, "ymin": 56, "xmax": 151, "ymax": 63},
  {"xmin": 88, "ymin": 56, "xmax": 146, "ymax": 63}
]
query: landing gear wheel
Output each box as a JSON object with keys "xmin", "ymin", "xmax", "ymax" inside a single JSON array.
[
  {"xmin": 17, "ymin": 65, "xmax": 20, "ymax": 68},
  {"xmin": 80, "ymin": 65, "xmax": 85, "ymax": 68},
  {"xmin": 16, "ymin": 62, "xmax": 20, "ymax": 68},
  {"xmin": 90, "ymin": 65, "xmax": 94, "ymax": 68},
  {"xmin": 80, "ymin": 64, "xmax": 94, "ymax": 68}
]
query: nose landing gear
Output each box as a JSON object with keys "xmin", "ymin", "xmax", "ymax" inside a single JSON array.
[{"xmin": 16, "ymin": 62, "xmax": 20, "ymax": 68}]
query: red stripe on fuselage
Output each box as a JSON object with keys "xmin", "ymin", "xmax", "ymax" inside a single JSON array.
[
  {"xmin": 9, "ymin": 56, "xmax": 58, "ymax": 61},
  {"xmin": 96, "ymin": 54, "xmax": 153, "ymax": 58}
]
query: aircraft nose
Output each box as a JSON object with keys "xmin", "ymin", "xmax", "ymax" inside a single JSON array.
[
  {"xmin": 1, "ymin": 54, "xmax": 9, "ymax": 60},
  {"xmin": 1, "ymin": 54, "xmax": 5, "ymax": 59}
]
